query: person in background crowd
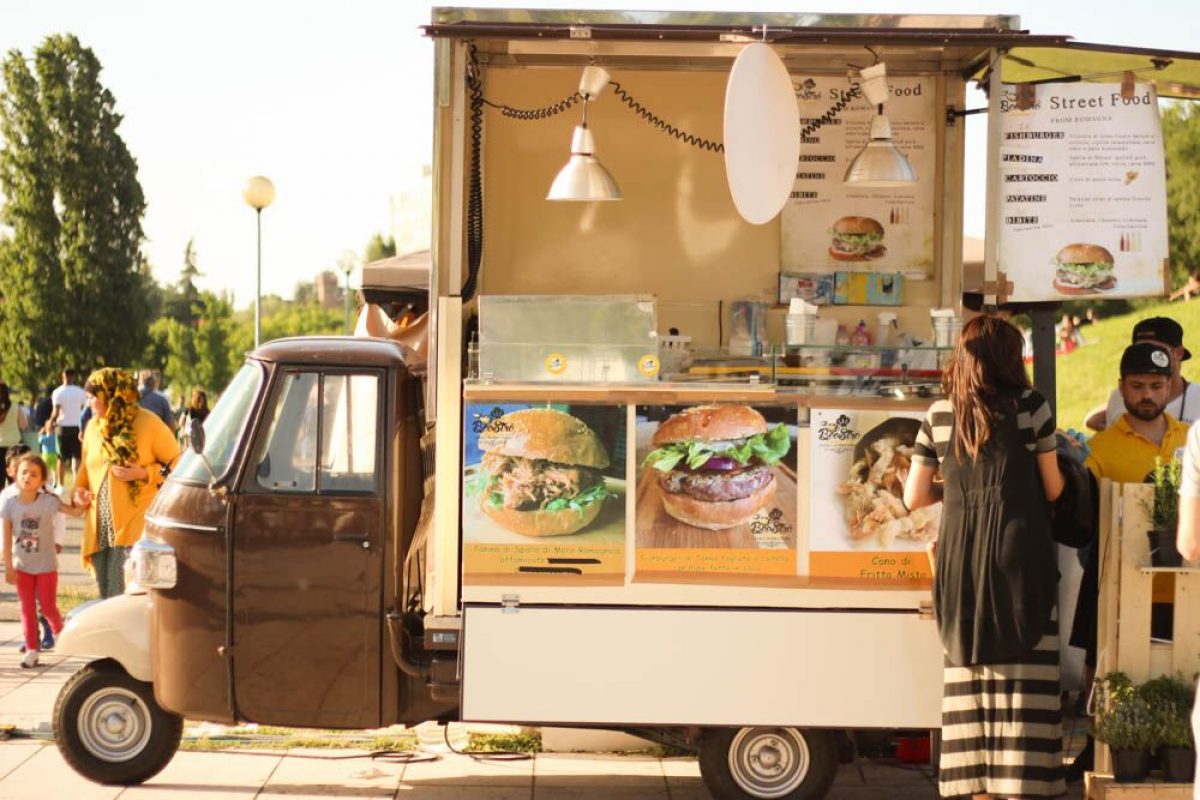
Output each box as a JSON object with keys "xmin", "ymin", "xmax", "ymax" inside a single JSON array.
[
  {"xmin": 905, "ymin": 315, "xmax": 1066, "ymax": 798},
  {"xmin": 0, "ymin": 383, "xmax": 30, "ymax": 488},
  {"xmin": 47, "ymin": 369, "xmax": 87, "ymax": 488},
  {"xmin": 138, "ymin": 370, "xmax": 175, "ymax": 430},
  {"xmin": 1068, "ymin": 341, "xmax": 1190, "ymax": 780},
  {"xmin": 178, "ymin": 388, "xmax": 210, "ymax": 447},
  {"xmin": 1086, "ymin": 317, "xmax": 1200, "ymax": 431},
  {"xmin": 1176, "ymin": 418, "xmax": 1200, "ymax": 783},
  {"xmin": 32, "ymin": 386, "xmax": 53, "ymax": 432},
  {"xmin": 2, "ymin": 445, "xmax": 62, "ymax": 654},
  {"xmin": 73, "ymin": 369, "xmax": 181, "ymax": 598}
]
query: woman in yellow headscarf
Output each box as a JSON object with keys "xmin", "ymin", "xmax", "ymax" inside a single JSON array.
[{"xmin": 72, "ymin": 368, "xmax": 181, "ymax": 597}]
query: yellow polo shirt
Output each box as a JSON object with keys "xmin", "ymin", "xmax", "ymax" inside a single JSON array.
[{"xmin": 1086, "ymin": 412, "xmax": 1189, "ymax": 602}]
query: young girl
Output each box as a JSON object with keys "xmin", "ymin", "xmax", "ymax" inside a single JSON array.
[{"xmin": 2, "ymin": 453, "xmax": 86, "ymax": 668}]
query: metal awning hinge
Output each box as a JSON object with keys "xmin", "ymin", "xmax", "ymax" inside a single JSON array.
[
  {"xmin": 568, "ymin": 26, "xmax": 592, "ymax": 40},
  {"xmin": 918, "ymin": 599, "xmax": 934, "ymax": 620},
  {"xmin": 501, "ymin": 594, "xmax": 520, "ymax": 613}
]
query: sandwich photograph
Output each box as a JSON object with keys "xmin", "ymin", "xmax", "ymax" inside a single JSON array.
[
  {"xmin": 1052, "ymin": 242, "xmax": 1117, "ymax": 294},
  {"xmin": 461, "ymin": 403, "xmax": 626, "ymax": 552},
  {"xmin": 828, "ymin": 215, "xmax": 887, "ymax": 261},
  {"xmin": 635, "ymin": 404, "xmax": 798, "ymax": 550}
]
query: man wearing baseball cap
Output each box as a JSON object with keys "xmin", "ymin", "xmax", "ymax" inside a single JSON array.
[
  {"xmin": 1067, "ymin": 342, "xmax": 1191, "ymax": 781},
  {"xmin": 1092, "ymin": 316, "xmax": 1200, "ymax": 430}
]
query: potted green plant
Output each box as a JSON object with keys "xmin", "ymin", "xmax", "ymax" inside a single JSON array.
[
  {"xmin": 1142, "ymin": 457, "xmax": 1184, "ymax": 567},
  {"xmin": 1094, "ymin": 672, "xmax": 1160, "ymax": 782},
  {"xmin": 1142, "ymin": 674, "xmax": 1196, "ymax": 782}
]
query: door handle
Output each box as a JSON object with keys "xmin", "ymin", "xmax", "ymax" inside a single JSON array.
[{"xmin": 333, "ymin": 532, "xmax": 370, "ymax": 550}]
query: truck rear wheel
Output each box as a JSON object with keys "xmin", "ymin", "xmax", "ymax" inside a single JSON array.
[
  {"xmin": 699, "ymin": 727, "xmax": 837, "ymax": 800},
  {"xmin": 53, "ymin": 660, "xmax": 183, "ymax": 785}
]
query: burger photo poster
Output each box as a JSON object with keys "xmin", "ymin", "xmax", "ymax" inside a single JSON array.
[
  {"xmin": 633, "ymin": 404, "xmax": 799, "ymax": 581},
  {"xmin": 461, "ymin": 403, "xmax": 627, "ymax": 585},
  {"xmin": 808, "ymin": 408, "xmax": 938, "ymax": 584},
  {"xmin": 780, "ymin": 74, "xmax": 937, "ymax": 276},
  {"xmin": 997, "ymin": 82, "xmax": 1169, "ymax": 302}
]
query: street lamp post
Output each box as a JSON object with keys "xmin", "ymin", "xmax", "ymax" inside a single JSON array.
[
  {"xmin": 338, "ymin": 251, "xmax": 359, "ymax": 335},
  {"xmin": 242, "ymin": 176, "xmax": 276, "ymax": 347}
]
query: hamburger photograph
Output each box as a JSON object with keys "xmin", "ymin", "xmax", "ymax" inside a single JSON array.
[
  {"xmin": 828, "ymin": 216, "xmax": 886, "ymax": 261},
  {"xmin": 473, "ymin": 407, "xmax": 617, "ymax": 537},
  {"xmin": 638, "ymin": 405, "xmax": 795, "ymax": 535},
  {"xmin": 1053, "ymin": 242, "xmax": 1116, "ymax": 294}
]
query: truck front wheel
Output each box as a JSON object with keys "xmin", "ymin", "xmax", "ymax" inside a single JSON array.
[
  {"xmin": 699, "ymin": 727, "xmax": 837, "ymax": 800},
  {"xmin": 53, "ymin": 660, "xmax": 183, "ymax": 785}
]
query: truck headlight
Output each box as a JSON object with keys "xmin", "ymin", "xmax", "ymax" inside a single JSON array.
[{"xmin": 129, "ymin": 537, "xmax": 177, "ymax": 590}]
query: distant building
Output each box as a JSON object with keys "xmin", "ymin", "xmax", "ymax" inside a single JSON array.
[
  {"xmin": 315, "ymin": 271, "xmax": 341, "ymax": 310},
  {"xmin": 389, "ymin": 164, "xmax": 433, "ymax": 255}
]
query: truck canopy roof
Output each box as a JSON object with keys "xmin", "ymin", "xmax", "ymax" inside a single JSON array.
[
  {"xmin": 426, "ymin": 7, "xmax": 1200, "ymax": 99},
  {"xmin": 250, "ymin": 337, "xmax": 410, "ymax": 368}
]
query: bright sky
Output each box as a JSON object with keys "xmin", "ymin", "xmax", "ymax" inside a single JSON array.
[{"xmin": 3, "ymin": 0, "xmax": 1196, "ymax": 308}]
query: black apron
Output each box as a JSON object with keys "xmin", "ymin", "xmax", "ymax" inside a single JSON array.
[{"xmin": 934, "ymin": 397, "xmax": 1058, "ymax": 667}]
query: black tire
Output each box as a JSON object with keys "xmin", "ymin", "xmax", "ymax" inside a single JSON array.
[
  {"xmin": 53, "ymin": 660, "xmax": 183, "ymax": 785},
  {"xmin": 699, "ymin": 727, "xmax": 838, "ymax": 800}
]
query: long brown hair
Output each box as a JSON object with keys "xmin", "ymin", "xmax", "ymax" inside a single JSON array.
[{"xmin": 942, "ymin": 314, "xmax": 1031, "ymax": 459}]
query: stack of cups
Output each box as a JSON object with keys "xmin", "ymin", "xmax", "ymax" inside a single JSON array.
[
  {"xmin": 785, "ymin": 298, "xmax": 819, "ymax": 346},
  {"xmin": 931, "ymin": 308, "xmax": 963, "ymax": 348}
]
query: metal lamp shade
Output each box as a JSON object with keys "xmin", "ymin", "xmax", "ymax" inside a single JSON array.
[
  {"xmin": 843, "ymin": 140, "xmax": 917, "ymax": 187},
  {"xmin": 547, "ymin": 125, "xmax": 622, "ymax": 201},
  {"xmin": 843, "ymin": 113, "xmax": 916, "ymax": 187}
]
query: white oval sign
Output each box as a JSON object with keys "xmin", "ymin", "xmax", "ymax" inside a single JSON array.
[{"xmin": 723, "ymin": 44, "xmax": 800, "ymax": 225}]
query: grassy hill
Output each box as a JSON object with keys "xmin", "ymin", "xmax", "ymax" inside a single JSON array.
[{"xmin": 1055, "ymin": 299, "xmax": 1200, "ymax": 431}]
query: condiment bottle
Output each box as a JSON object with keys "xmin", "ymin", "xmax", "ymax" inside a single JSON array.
[{"xmin": 850, "ymin": 320, "xmax": 871, "ymax": 346}]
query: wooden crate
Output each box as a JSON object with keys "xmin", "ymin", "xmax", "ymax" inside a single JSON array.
[
  {"xmin": 1091, "ymin": 480, "xmax": 1200, "ymax": 787},
  {"xmin": 1086, "ymin": 773, "xmax": 1194, "ymax": 800}
]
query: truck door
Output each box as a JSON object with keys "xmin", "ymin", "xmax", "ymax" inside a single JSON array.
[{"xmin": 230, "ymin": 369, "xmax": 386, "ymax": 728}]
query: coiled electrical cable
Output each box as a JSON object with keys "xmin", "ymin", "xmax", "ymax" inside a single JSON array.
[
  {"xmin": 801, "ymin": 83, "xmax": 861, "ymax": 140},
  {"xmin": 608, "ymin": 80, "xmax": 724, "ymax": 153},
  {"xmin": 461, "ymin": 44, "xmax": 486, "ymax": 302}
]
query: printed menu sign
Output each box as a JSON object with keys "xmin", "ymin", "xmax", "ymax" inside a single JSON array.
[
  {"xmin": 781, "ymin": 75, "xmax": 937, "ymax": 276},
  {"xmin": 998, "ymin": 82, "xmax": 1168, "ymax": 302},
  {"xmin": 461, "ymin": 403, "xmax": 626, "ymax": 586},
  {"xmin": 808, "ymin": 408, "xmax": 938, "ymax": 583}
]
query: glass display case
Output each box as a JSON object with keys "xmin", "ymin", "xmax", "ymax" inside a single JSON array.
[{"xmin": 772, "ymin": 343, "xmax": 951, "ymax": 397}]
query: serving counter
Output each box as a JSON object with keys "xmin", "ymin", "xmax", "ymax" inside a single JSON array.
[{"xmin": 457, "ymin": 379, "xmax": 940, "ymax": 612}]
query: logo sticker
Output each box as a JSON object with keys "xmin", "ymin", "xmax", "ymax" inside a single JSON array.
[
  {"xmin": 638, "ymin": 354, "xmax": 660, "ymax": 377},
  {"xmin": 1152, "ymin": 350, "xmax": 1170, "ymax": 368},
  {"xmin": 544, "ymin": 353, "xmax": 568, "ymax": 375}
]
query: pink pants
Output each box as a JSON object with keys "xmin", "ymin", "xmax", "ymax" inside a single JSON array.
[{"xmin": 16, "ymin": 570, "xmax": 63, "ymax": 652}]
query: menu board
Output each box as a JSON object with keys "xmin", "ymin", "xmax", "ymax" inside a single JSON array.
[
  {"xmin": 998, "ymin": 82, "xmax": 1168, "ymax": 302},
  {"xmin": 781, "ymin": 75, "xmax": 938, "ymax": 276},
  {"xmin": 461, "ymin": 403, "xmax": 626, "ymax": 585},
  {"xmin": 808, "ymin": 408, "xmax": 938, "ymax": 583},
  {"xmin": 634, "ymin": 404, "xmax": 798, "ymax": 581}
]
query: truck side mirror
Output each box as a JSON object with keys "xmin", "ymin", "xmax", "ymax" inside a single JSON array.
[{"xmin": 189, "ymin": 417, "xmax": 206, "ymax": 454}]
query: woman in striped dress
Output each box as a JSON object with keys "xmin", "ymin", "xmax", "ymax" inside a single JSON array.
[{"xmin": 904, "ymin": 315, "xmax": 1066, "ymax": 798}]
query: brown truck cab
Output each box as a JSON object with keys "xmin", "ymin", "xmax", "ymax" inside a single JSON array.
[{"xmin": 53, "ymin": 338, "xmax": 455, "ymax": 785}]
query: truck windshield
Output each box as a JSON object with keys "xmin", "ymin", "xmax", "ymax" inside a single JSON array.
[{"xmin": 173, "ymin": 363, "xmax": 264, "ymax": 483}]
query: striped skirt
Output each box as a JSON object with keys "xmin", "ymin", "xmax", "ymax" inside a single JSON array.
[{"xmin": 939, "ymin": 618, "xmax": 1065, "ymax": 798}]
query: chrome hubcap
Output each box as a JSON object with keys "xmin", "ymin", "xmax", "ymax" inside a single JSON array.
[
  {"xmin": 728, "ymin": 727, "xmax": 811, "ymax": 799},
  {"xmin": 78, "ymin": 687, "xmax": 152, "ymax": 762}
]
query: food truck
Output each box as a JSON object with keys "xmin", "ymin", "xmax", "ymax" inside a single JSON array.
[{"xmin": 50, "ymin": 9, "xmax": 1200, "ymax": 799}]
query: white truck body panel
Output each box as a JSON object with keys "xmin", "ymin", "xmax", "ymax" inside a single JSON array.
[{"xmin": 462, "ymin": 606, "xmax": 943, "ymax": 728}]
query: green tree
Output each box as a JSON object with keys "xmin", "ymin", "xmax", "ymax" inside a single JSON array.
[
  {"xmin": 1164, "ymin": 104, "xmax": 1200, "ymax": 289},
  {"xmin": 0, "ymin": 35, "xmax": 149, "ymax": 392},
  {"xmin": 162, "ymin": 238, "xmax": 202, "ymax": 325},
  {"xmin": 363, "ymin": 232, "xmax": 396, "ymax": 263},
  {"xmin": 147, "ymin": 289, "xmax": 234, "ymax": 397},
  {"xmin": 0, "ymin": 47, "xmax": 66, "ymax": 393},
  {"xmin": 227, "ymin": 303, "xmax": 343, "ymax": 377}
]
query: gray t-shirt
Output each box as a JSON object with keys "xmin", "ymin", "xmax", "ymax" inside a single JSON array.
[{"xmin": 1, "ymin": 492, "xmax": 63, "ymax": 574}]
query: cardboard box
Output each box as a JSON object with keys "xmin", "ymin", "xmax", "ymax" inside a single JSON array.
[
  {"xmin": 833, "ymin": 272, "xmax": 904, "ymax": 305},
  {"xmin": 778, "ymin": 272, "xmax": 835, "ymax": 306}
]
